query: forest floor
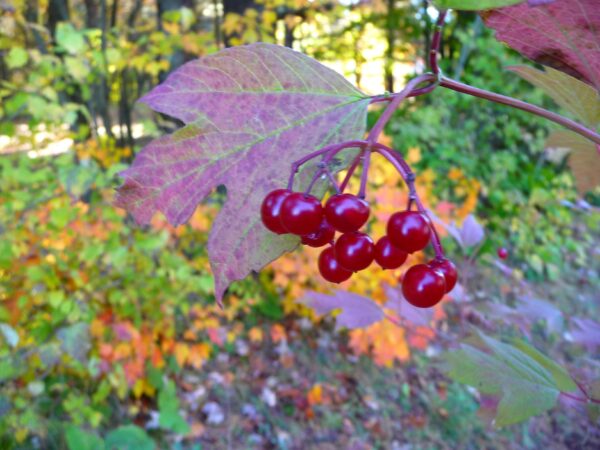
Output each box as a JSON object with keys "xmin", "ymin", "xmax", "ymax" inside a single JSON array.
[{"xmin": 132, "ymin": 256, "xmax": 600, "ymax": 450}]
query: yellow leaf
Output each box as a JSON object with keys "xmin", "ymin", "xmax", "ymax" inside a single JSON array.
[
  {"xmin": 248, "ymin": 326, "xmax": 263, "ymax": 343},
  {"xmin": 174, "ymin": 342, "xmax": 190, "ymax": 367},
  {"xmin": 16, "ymin": 428, "xmax": 28, "ymax": 443},
  {"xmin": 270, "ymin": 324, "xmax": 286, "ymax": 343},
  {"xmin": 307, "ymin": 383, "xmax": 323, "ymax": 405}
]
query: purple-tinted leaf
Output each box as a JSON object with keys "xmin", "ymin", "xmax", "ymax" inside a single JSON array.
[
  {"xmin": 528, "ymin": 0, "xmax": 556, "ymax": 5},
  {"xmin": 115, "ymin": 44, "xmax": 369, "ymax": 301},
  {"xmin": 302, "ymin": 291, "xmax": 384, "ymax": 330},
  {"xmin": 570, "ymin": 317, "xmax": 600, "ymax": 350},
  {"xmin": 426, "ymin": 208, "xmax": 463, "ymax": 246},
  {"xmin": 427, "ymin": 209, "xmax": 484, "ymax": 250},
  {"xmin": 483, "ymin": 0, "xmax": 600, "ymax": 90},
  {"xmin": 484, "ymin": 302, "xmax": 532, "ymax": 335},
  {"xmin": 383, "ymin": 284, "xmax": 433, "ymax": 327},
  {"xmin": 516, "ymin": 297, "xmax": 563, "ymax": 334},
  {"xmin": 459, "ymin": 214, "xmax": 485, "ymax": 248}
]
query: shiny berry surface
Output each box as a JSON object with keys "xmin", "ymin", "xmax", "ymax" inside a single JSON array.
[
  {"xmin": 261, "ymin": 189, "xmax": 292, "ymax": 234},
  {"xmin": 428, "ymin": 258, "xmax": 458, "ymax": 293},
  {"xmin": 387, "ymin": 211, "xmax": 431, "ymax": 253},
  {"xmin": 325, "ymin": 193, "xmax": 370, "ymax": 233},
  {"xmin": 497, "ymin": 247, "xmax": 508, "ymax": 260},
  {"xmin": 318, "ymin": 247, "xmax": 352, "ymax": 283},
  {"xmin": 401, "ymin": 264, "xmax": 446, "ymax": 308},
  {"xmin": 335, "ymin": 232, "xmax": 374, "ymax": 272},
  {"xmin": 280, "ymin": 192, "xmax": 323, "ymax": 235},
  {"xmin": 301, "ymin": 219, "xmax": 335, "ymax": 248},
  {"xmin": 374, "ymin": 236, "xmax": 407, "ymax": 269}
]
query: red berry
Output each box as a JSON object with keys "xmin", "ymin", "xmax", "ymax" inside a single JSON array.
[
  {"xmin": 497, "ymin": 247, "xmax": 508, "ymax": 260},
  {"xmin": 428, "ymin": 258, "xmax": 458, "ymax": 293},
  {"xmin": 301, "ymin": 219, "xmax": 335, "ymax": 248},
  {"xmin": 387, "ymin": 211, "xmax": 431, "ymax": 253},
  {"xmin": 325, "ymin": 193, "xmax": 370, "ymax": 233},
  {"xmin": 335, "ymin": 232, "xmax": 374, "ymax": 271},
  {"xmin": 374, "ymin": 236, "xmax": 407, "ymax": 269},
  {"xmin": 280, "ymin": 192, "xmax": 323, "ymax": 235},
  {"xmin": 261, "ymin": 189, "xmax": 292, "ymax": 234},
  {"xmin": 318, "ymin": 246, "xmax": 352, "ymax": 283},
  {"xmin": 401, "ymin": 264, "xmax": 446, "ymax": 308}
]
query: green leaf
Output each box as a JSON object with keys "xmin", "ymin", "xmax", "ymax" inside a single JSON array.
[
  {"xmin": 431, "ymin": 0, "xmax": 523, "ymax": 10},
  {"xmin": 105, "ymin": 425, "xmax": 155, "ymax": 450},
  {"xmin": 57, "ymin": 323, "xmax": 91, "ymax": 363},
  {"xmin": 510, "ymin": 339, "xmax": 577, "ymax": 392},
  {"xmin": 6, "ymin": 47, "xmax": 28, "ymax": 69},
  {"xmin": 65, "ymin": 425, "xmax": 105, "ymax": 450},
  {"xmin": 56, "ymin": 22, "xmax": 86, "ymax": 55},
  {"xmin": 64, "ymin": 56, "xmax": 90, "ymax": 81},
  {"xmin": 445, "ymin": 334, "xmax": 560, "ymax": 427},
  {"xmin": 158, "ymin": 379, "xmax": 190, "ymax": 434},
  {"xmin": 0, "ymin": 323, "xmax": 19, "ymax": 348}
]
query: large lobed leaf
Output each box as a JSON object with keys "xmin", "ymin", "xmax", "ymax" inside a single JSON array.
[
  {"xmin": 510, "ymin": 66, "xmax": 600, "ymax": 193},
  {"xmin": 482, "ymin": 0, "xmax": 600, "ymax": 90},
  {"xmin": 115, "ymin": 43, "xmax": 370, "ymax": 301},
  {"xmin": 445, "ymin": 333, "xmax": 576, "ymax": 426},
  {"xmin": 509, "ymin": 66, "xmax": 600, "ymax": 128}
]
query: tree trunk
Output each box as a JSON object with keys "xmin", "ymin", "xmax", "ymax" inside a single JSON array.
[
  {"xmin": 222, "ymin": 0, "xmax": 256, "ymax": 47},
  {"xmin": 47, "ymin": 0, "xmax": 70, "ymax": 38},
  {"xmin": 384, "ymin": 0, "xmax": 396, "ymax": 92}
]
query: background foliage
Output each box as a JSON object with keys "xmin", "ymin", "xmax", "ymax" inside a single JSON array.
[{"xmin": 1, "ymin": 0, "xmax": 599, "ymax": 448}]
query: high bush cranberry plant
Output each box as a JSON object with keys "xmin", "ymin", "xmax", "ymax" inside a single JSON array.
[{"xmin": 116, "ymin": 0, "xmax": 600, "ymax": 426}]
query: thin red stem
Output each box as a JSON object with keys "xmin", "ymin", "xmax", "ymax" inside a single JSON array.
[
  {"xmin": 339, "ymin": 150, "xmax": 364, "ymax": 193},
  {"xmin": 561, "ymin": 392, "xmax": 600, "ymax": 405},
  {"xmin": 367, "ymin": 73, "xmax": 437, "ymax": 145},
  {"xmin": 429, "ymin": 10, "xmax": 448, "ymax": 76},
  {"xmin": 372, "ymin": 143, "xmax": 444, "ymax": 258},
  {"xmin": 358, "ymin": 149, "xmax": 371, "ymax": 199},
  {"xmin": 325, "ymin": 168, "xmax": 341, "ymax": 194},
  {"xmin": 287, "ymin": 140, "xmax": 367, "ymax": 190},
  {"xmin": 369, "ymin": 80, "xmax": 439, "ymax": 104},
  {"xmin": 440, "ymin": 77, "xmax": 600, "ymax": 146}
]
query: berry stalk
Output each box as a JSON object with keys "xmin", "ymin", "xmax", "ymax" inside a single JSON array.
[
  {"xmin": 372, "ymin": 144, "xmax": 445, "ymax": 258},
  {"xmin": 339, "ymin": 149, "xmax": 364, "ymax": 192},
  {"xmin": 287, "ymin": 140, "xmax": 367, "ymax": 190},
  {"xmin": 358, "ymin": 149, "xmax": 371, "ymax": 199},
  {"xmin": 367, "ymin": 73, "xmax": 437, "ymax": 145},
  {"xmin": 439, "ymin": 77, "xmax": 600, "ymax": 146},
  {"xmin": 429, "ymin": 10, "xmax": 448, "ymax": 76}
]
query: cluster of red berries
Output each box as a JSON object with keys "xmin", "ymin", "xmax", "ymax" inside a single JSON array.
[{"xmin": 261, "ymin": 189, "xmax": 457, "ymax": 308}]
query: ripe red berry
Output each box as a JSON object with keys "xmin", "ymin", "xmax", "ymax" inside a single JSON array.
[
  {"xmin": 324, "ymin": 193, "xmax": 370, "ymax": 233},
  {"xmin": 280, "ymin": 192, "xmax": 323, "ymax": 235},
  {"xmin": 374, "ymin": 236, "xmax": 407, "ymax": 269},
  {"xmin": 401, "ymin": 264, "xmax": 446, "ymax": 308},
  {"xmin": 387, "ymin": 211, "xmax": 431, "ymax": 253},
  {"xmin": 318, "ymin": 246, "xmax": 352, "ymax": 283},
  {"xmin": 301, "ymin": 219, "xmax": 335, "ymax": 248},
  {"xmin": 335, "ymin": 232, "xmax": 374, "ymax": 271},
  {"xmin": 428, "ymin": 258, "xmax": 458, "ymax": 293},
  {"xmin": 497, "ymin": 247, "xmax": 508, "ymax": 260},
  {"xmin": 261, "ymin": 189, "xmax": 292, "ymax": 234}
]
